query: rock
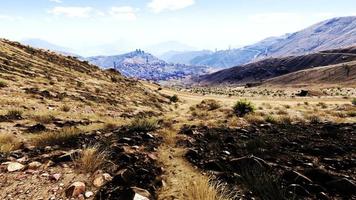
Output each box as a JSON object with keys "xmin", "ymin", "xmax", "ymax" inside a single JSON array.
[
  {"xmin": 7, "ymin": 162, "xmax": 25, "ymax": 172},
  {"xmin": 65, "ymin": 182, "xmax": 86, "ymax": 197},
  {"xmin": 93, "ymin": 175, "xmax": 106, "ymax": 188},
  {"xmin": 27, "ymin": 124, "xmax": 46, "ymax": 133},
  {"xmin": 103, "ymin": 173, "xmax": 113, "ymax": 181},
  {"xmin": 186, "ymin": 149, "xmax": 200, "ymax": 160},
  {"xmin": 326, "ymin": 178, "xmax": 356, "ymax": 195},
  {"xmin": 28, "ymin": 161, "xmax": 42, "ymax": 169},
  {"xmin": 93, "ymin": 173, "xmax": 112, "ymax": 188},
  {"xmin": 304, "ymin": 168, "xmax": 335, "ymax": 183},
  {"xmin": 132, "ymin": 187, "xmax": 151, "ymax": 200},
  {"xmin": 113, "ymin": 168, "xmax": 135, "ymax": 184},
  {"xmin": 85, "ymin": 191, "xmax": 94, "ymax": 198},
  {"xmin": 50, "ymin": 173, "xmax": 61, "ymax": 181}
]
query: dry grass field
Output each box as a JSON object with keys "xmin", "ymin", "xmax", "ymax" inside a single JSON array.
[{"xmin": 0, "ymin": 39, "xmax": 355, "ymax": 200}]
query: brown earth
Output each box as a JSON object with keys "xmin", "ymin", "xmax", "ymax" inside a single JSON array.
[{"xmin": 180, "ymin": 123, "xmax": 356, "ymax": 199}]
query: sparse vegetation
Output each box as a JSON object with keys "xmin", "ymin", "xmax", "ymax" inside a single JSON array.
[
  {"xmin": 5, "ymin": 109, "xmax": 23, "ymax": 120},
  {"xmin": 128, "ymin": 117, "xmax": 159, "ymax": 132},
  {"xmin": 196, "ymin": 99, "xmax": 221, "ymax": 111},
  {"xmin": 352, "ymin": 98, "xmax": 356, "ymax": 106},
  {"xmin": 169, "ymin": 94, "xmax": 179, "ymax": 103},
  {"xmin": 74, "ymin": 146, "xmax": 107, "ymax": 173},
  {"xmin": 0, "ymin": 80, "xmax": 8, "ymax": 88},
  {"xmin": 29, "ymin": 127, "xmax": 82, "ymax": 147},
  {"xmin": 0, "ymin": 133, "xmax": 22, "ymax": 153},
  {"xmin": 233, "ymin": 99, "xmax": 255, "ymax": 117},
  {"xmin": 60, "ymin": 104, "xmax": 71, "ymax": 112}
]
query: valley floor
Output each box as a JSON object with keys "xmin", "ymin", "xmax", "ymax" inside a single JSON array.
[{"xmin": 1, "ymin": 82, "xmax": 355, "ymax": 200}]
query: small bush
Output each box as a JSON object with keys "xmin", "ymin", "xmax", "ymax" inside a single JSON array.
[
  {"xmin": 0, "ymin": 80, "xmax": 8, "ymax": 88},
  {"xmin": 169, "ymin": 94, "xmax": 179, "ymax": 103},
  {"xmin": 233, "ymin": 100, "xmax": 255, "ymax": 117},
  {"xmin": 352, "ymin": 98, "xmax": 356, "ymax": 106},
  {"xmin": 197, "ymin": 99, "xmax": 221, "ymax": 111},
  {"xmin": 60, "ymin": 105, "xmax": 71, "ymax": 112},
  {"xmin": 74, "ymin": 146, "xmax": 107, "ymax": 173},
  {"xmin": 128, "ymin": 117, "xmax": 159, "ymax": 132},
  {"xmin": 6, "ymin": 109, "xmax": 23, "ymax": 120}
]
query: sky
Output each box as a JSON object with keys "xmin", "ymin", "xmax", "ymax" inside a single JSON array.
[{"xmin": 0, "ymin": 0, "xmax": 355, "ymax": 56}]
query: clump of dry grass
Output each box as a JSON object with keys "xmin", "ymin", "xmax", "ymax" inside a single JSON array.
[
  {"xmin": 73, "ymin": 146, "xmax": 107, "ymax": 173},
  {"xmin": 60, "ymin": 104, "xmax": 71, "ymax": 112},
  {"xmin": 0, "ymin": 133, "xmax": 22, "ymax": 153},
  {"xmin": 245, "ymin": 114, "xmax": 264, "ymax": 124},
  {"xmin": 196, "ymin": 99, "xmax": 221, "ymax": 111},
  {"xmin": 33, "ymin": 114, "xmax": 55, "ymax": 124},
  {"xmin": 29, "ymin": 127, "xmax": 81, "ymax": 147},
  {"xmin": 183, "ymin": 176, "xmax": 235, "ymax": 200},
  {"xmin": 128, "ymin": 117, "xmax": 159, "ymax": 132},
  {"xmin": 6, "ymin": 109, "xmax": 23, "ymax": 119}
]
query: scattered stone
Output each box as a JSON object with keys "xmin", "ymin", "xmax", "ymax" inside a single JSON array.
[
  {"xmin": 28, "ymin": 161, "xmax": 42, "ymax": 169},
  {"xmin": 7, "ymin": 162, "xmax": 25, "ymax": 172},
  {"xmin": 65, "ymin": 181, "xmax": 86, "ymax": 197},
  {"xmin": 132, "ymin": 187, "xmax": 151, "ymax": 200},
  {"xmin": 85, "ymin": 191, "xmax": 94, "ymax": 198},
  {"xmin": 50, "ymin": 173, "xmax": 62, "ymax": 181}
]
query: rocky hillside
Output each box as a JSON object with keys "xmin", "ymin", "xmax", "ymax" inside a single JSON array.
[
  {"xmin": 87, "ymin": 49, "xmax": 209, "ymax": 81},
  {"xmin": 196, "ymin": 46, "xmax": 356, "ymax": 86},
  {"xmin": 0, "ymin": 39, "xmax": 171, "ymax": 199},
  {"xmin": 185, "ymin": 16, "xmax": 356, "ymax": 68}
]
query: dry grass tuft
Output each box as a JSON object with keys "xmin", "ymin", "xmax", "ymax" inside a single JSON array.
[
  {"xmin": 74, "ymin": 146, "xmax": 107, "ymax": 173},
  {"xmin": 128, "ymin": 117, "xmax": 159, "ymax": 132},
  {"xmin": 29, "ymin": 127, "xmax": 81, "ymax": 147},
  {"xmin": 60, "ymin": 104, "xmax": 71, "ymax": 112},
  {"xmin": 184, "ymin": 176, "xmax": 234, "ymax": 200},
  {"xmin": 0, "ymin": 133, "xmax": 22, "ymax": 153},
  {"xmin": 33, "ymin": 114, "xmax": 55, "ymax": 124}
]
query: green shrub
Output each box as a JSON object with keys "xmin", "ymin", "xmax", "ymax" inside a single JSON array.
[
  {"xmin": 0, "ymin": 80, "xmax": 8, "ymax": 88},
  {"xmin": 352, "ymin": 98, "xmax": 356, "ymax": 106},
  {"xmin": 233, "ymin": 99, "xmax": 255, "ymax": 117},
  {"xmin": 169, "ymin": 94, "xmax": 179, "ymax": 103}
]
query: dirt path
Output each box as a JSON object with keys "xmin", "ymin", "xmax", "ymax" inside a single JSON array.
[{"xmin": 156, "ymin": 102, "xmax": 229, "ymax": 200}]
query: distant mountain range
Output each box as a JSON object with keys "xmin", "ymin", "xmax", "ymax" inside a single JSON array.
[
  {"xmin": 164, "ymin": 16, "xmax": 356, "ymax": 68},
  {"xmin": 86, "ymin": 49, "xmax": 210, "ymax": 81},
  {"xmin": 195, "ymin": 46, "xmax": 356, "ymax": 86}
]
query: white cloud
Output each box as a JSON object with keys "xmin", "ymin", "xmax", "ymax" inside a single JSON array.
[
  {"xmin": 49, "ymin": 0, "xmax": 62, "ymax": 3},
  {"xmin": 49, "ymin": 6, "xmax": 93, "ymax": 18},
  {"xmin": 109, "ymin": 6, "xmax": 137, "ymax": 21},
  {"xmin": 148, "ymin": 0, "xmax": 195, "ymax": 13}
]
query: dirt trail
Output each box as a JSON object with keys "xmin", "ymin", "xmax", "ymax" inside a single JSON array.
[{"xmin": 156, "ymin": 100, "xmax": 227, "ymax": 200}]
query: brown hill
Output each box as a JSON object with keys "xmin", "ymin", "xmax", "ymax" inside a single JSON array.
[
  {"xmin": 195, "ymin": 46, "xmax": 356, "ymax": 86},
  {"xmin": 264, "ymin": 61, "xmax": 356, "ymax": 87}
]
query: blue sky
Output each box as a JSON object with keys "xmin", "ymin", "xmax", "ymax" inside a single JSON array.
[{"xmin": 0, "ymin": 0, "xmax": 355, "ymax": 56}]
